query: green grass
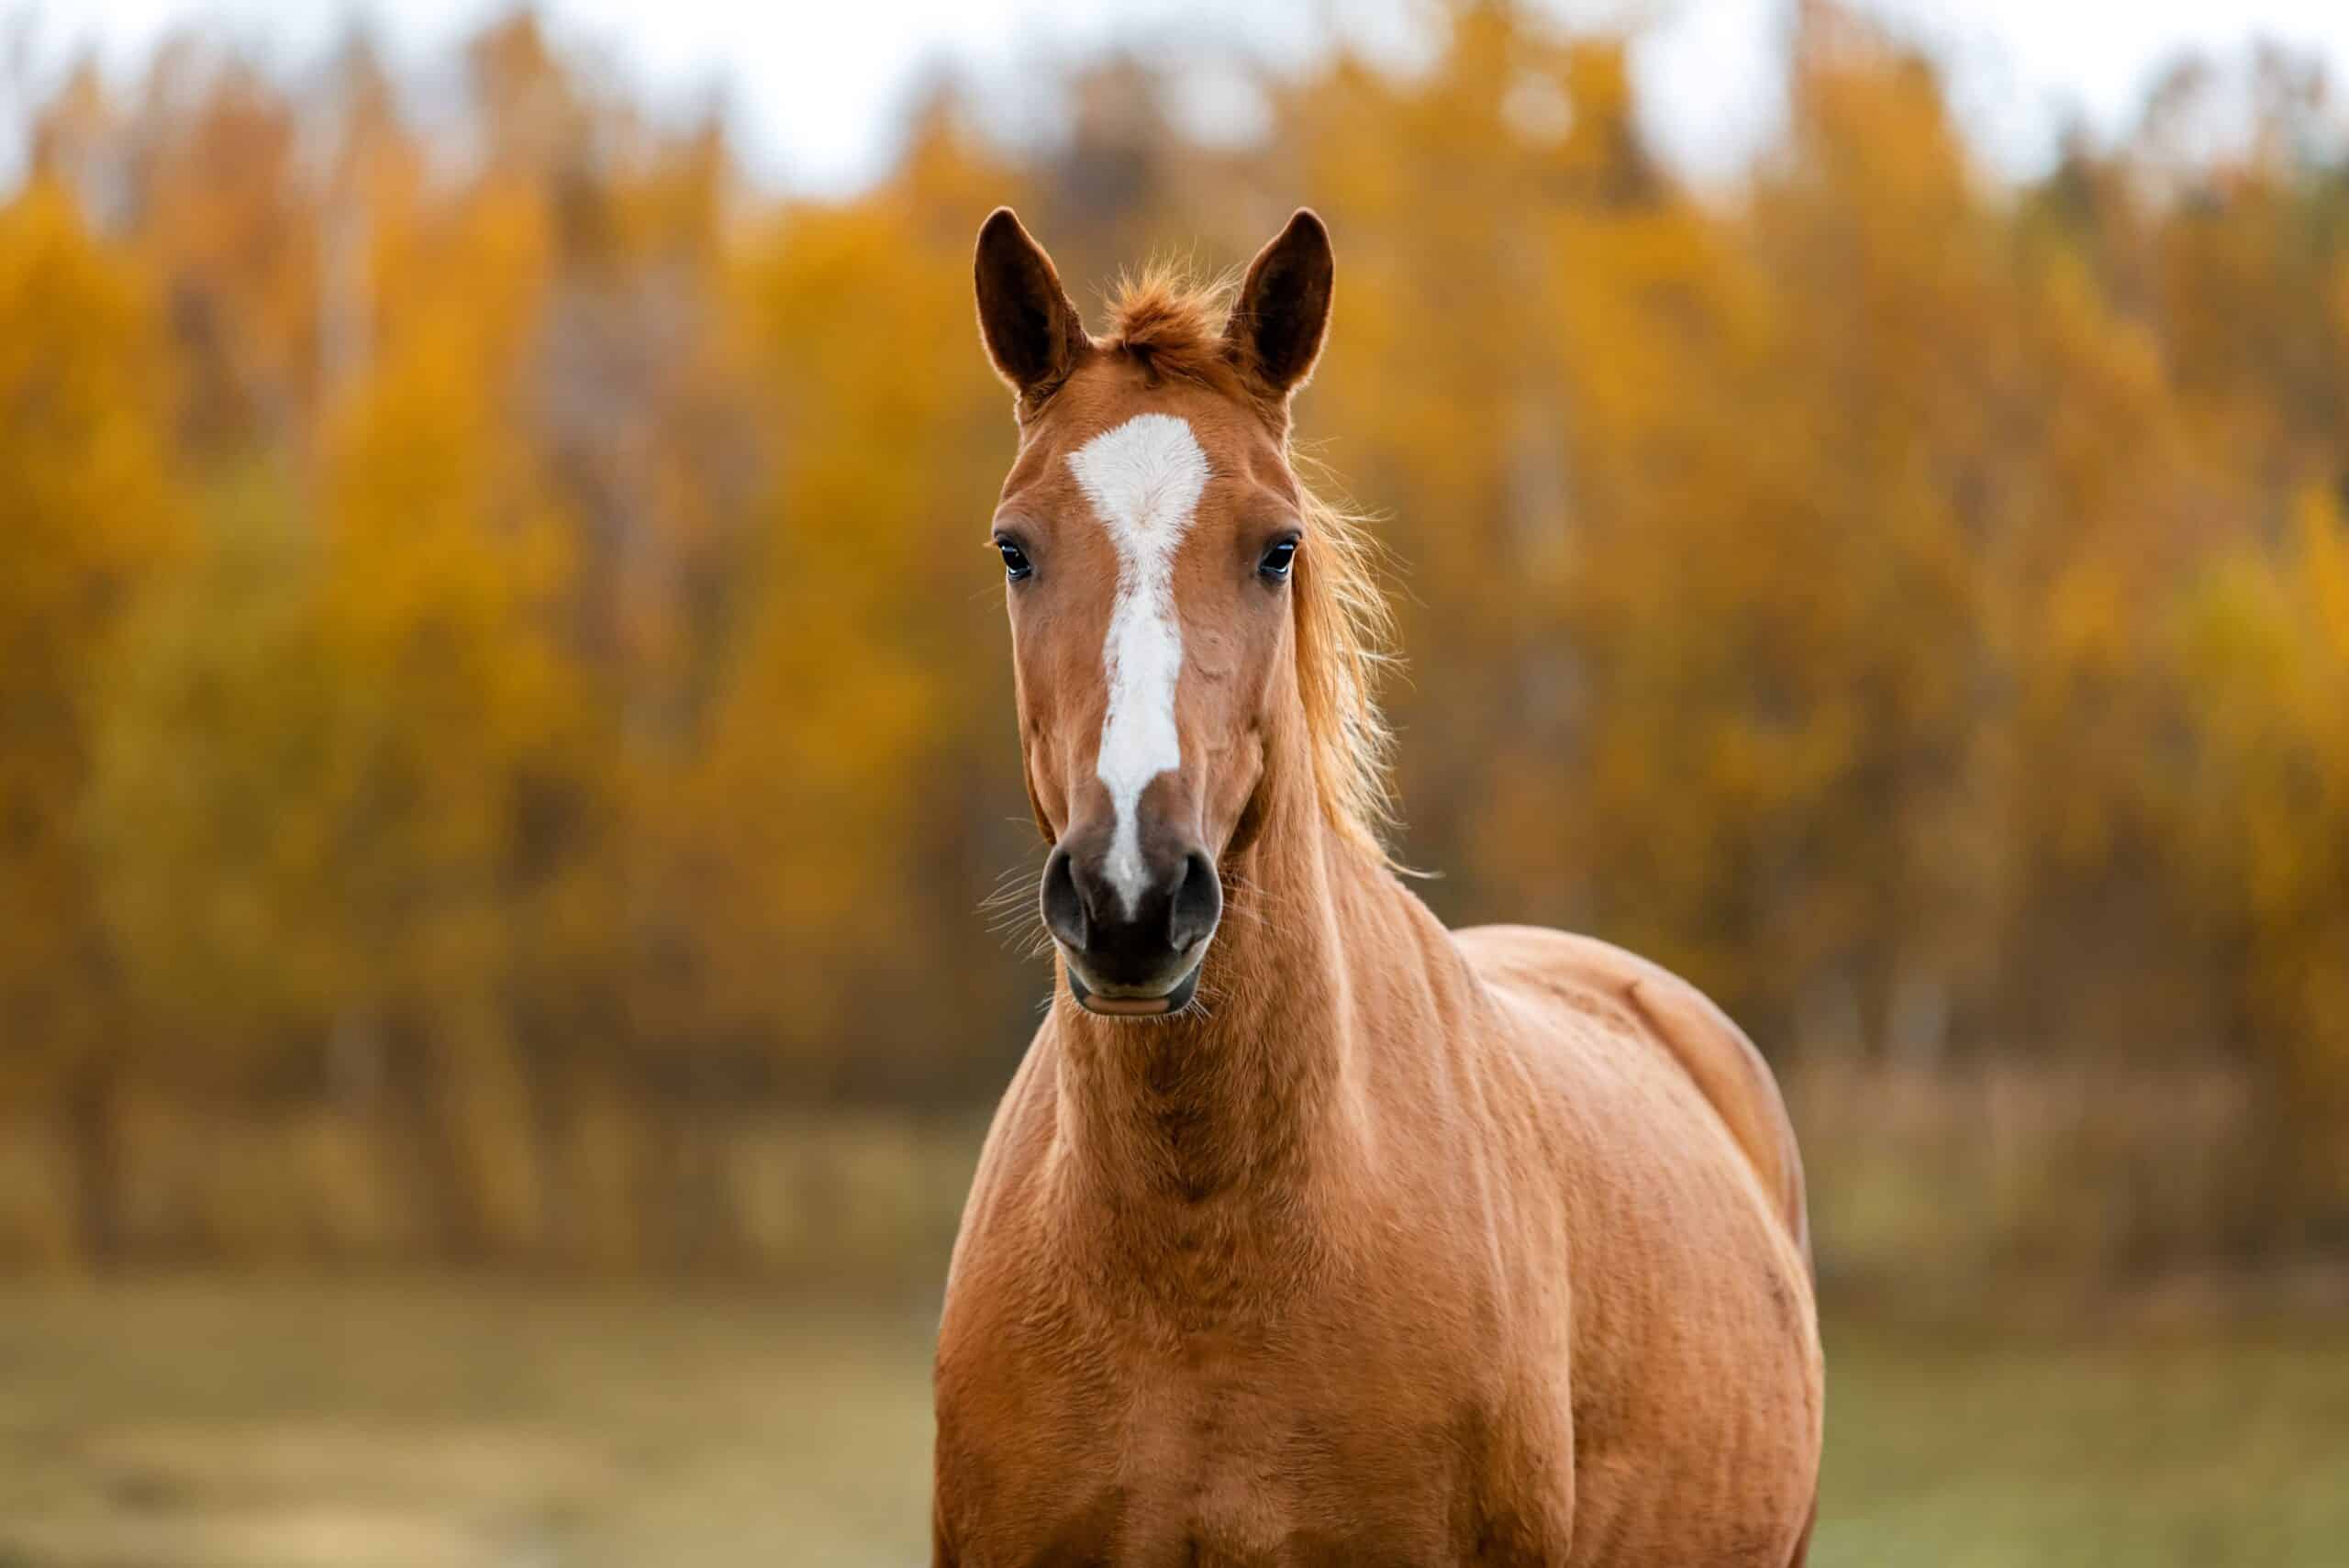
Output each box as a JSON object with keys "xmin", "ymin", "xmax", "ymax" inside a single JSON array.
[
  {"xmin": 1815, "ymin": 1314, "xmax": 2349, "ymax": 1567},
  {"xmin": 0, "ymin": 1279, "xmax": 2340, "ymax": 1564}
]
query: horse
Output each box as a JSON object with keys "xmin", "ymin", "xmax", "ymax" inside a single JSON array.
[{"xmin": 932, "ymin": 206, "xmax": 1823, "ymax": 1566}]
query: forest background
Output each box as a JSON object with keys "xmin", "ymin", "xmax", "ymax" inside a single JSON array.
[{"xmin": 4, "ymin": 1, "xmax": 2348, "ymax": 1308}]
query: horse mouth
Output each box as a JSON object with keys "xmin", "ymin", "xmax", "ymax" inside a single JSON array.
[{"xmin": 1063, "ymin": 958, "xmax": 1203, "ymax": 1018}]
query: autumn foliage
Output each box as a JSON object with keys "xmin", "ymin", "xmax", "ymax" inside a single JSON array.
[{"xmin": 4, "ymin": 5, "xmax": 2346, "ymax": 1269}]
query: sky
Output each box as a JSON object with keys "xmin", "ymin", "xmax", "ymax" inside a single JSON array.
[{"xmin": 10, "ymin": 0, "xmax": 2349, "ymax": 191}]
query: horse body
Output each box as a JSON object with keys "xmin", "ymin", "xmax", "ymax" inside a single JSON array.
[
  {"xmin": 936, "ymin": 208, "xmax": 1821, "ymax": 1566},
  {"xmin": 936, "ymin": 841, "xmax": 1819, "ymax": 1565}
]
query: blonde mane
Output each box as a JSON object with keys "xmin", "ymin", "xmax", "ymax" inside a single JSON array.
[{"xmin": 1102, "ymin": 265, "xmax": 1400, "ymax": 860}]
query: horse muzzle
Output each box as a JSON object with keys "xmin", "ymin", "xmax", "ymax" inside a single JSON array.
[{"xmin": 1041, "ymin": 839, "xmax": 1219, "ymax": 1017}]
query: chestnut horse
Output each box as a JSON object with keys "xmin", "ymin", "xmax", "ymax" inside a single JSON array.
[{"xmin": 934, "ymin": 207, "xmax": 1822, "ymax": 1566}]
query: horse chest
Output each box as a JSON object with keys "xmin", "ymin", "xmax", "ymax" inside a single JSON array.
[{"xmin": 935, "ymin": 1308, "xmax": 1562, "ymax": 1567}]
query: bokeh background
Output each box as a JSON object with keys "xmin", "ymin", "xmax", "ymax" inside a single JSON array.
[{"xmin": 3, "ymin": 0, "xmax": 2348, "ymax": 1562}]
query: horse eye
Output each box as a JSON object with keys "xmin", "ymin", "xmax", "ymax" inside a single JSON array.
[
  {"xmin": 1258, "ymin": 537, "xmax": 1298, "ymax": 581},
  {"xmin": 996, "ymin": 539, "xmax": 1033, "ymax": 581}
]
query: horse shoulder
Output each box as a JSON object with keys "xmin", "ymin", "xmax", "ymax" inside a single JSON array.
[
  {"xmin": 940, "ymin": 1029, "xmax": 1058, "ymax": 1300},
  {"xmin": 934, "ymin": 1034, "xmax": 1132, "ymax": 1556},
  {"xmin": 937, "ymin": 1029, "xmax": 1100, "ymax": 1446},
  {"xmin": 1453, "ymin": 926, "xmax": 1821, "ymax": 1564},
  {"xmin": 1452, "ymin": 925, "xmax": 1809, "ymax": 1266}
]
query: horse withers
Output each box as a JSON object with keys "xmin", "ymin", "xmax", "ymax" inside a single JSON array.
[{"xmin": 932, "ymin": 206, "xmax": 1823, "ymax": 1566}]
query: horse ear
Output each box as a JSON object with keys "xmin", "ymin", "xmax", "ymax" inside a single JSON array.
[
  {"xmin": 1227, "ymin": 208, "xmax": 1333, "ymax": 398},
  {"xmin": 974, "ymin": 207, "xmax": 1088, "ymax": 402}
]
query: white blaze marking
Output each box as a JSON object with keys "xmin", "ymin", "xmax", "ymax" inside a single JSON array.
[{"xmin": 1066, "ymin": 413, "xmax": 1210, "ymax": 917}]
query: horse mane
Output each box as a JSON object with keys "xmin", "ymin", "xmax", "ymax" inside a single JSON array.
[
  {"xmin": 1288, "ymin": 460, "xmax": 1400, "ymax": 862},
  {"xmin": 1102, "ymin": 264, "xmax": 1400, "ymax": 862}
]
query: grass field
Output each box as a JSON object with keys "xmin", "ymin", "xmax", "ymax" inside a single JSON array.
[{"xmin": 0, "ymin": 1279, "xmax": 2342, "ymax": 1565}]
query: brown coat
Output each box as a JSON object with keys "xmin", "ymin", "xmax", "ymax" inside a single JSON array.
[
  {"xmin": 934, "ymin": 828, "xmax": 1820, "ymax": 1566},
  {"xmin": 936, "ymin": 207, "xmax": 1822, "ymax": 1566}
]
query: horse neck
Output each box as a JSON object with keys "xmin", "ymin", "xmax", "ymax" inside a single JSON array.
[{"xmin": 1050, "ymin": 755, "xmax": 1404, "ymax": 1218}]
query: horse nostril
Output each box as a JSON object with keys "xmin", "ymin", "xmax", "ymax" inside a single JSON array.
[
  {"xmin": 1167, "ymin": 849, "xmax": 1221, "ymax": 952},
  {"xmin": 1041, "ymin": 847, "xmax": 1088, "ymax": 951}
]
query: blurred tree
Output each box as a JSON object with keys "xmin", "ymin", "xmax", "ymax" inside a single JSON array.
[
  {"xmin": 4, "ymin": 0, "xmax": 2348, "ymax": 1267},
  {"xmin": 659, "ymin": 113, "xmax": 1031, "ymax": 1102},
  {"xmin": 2181, "ymin": 485, "xmax": 2349, "ymax": 1229},
  {"xmin": 0, "ymin": 182, "xmax": 183, "ymax": 1253}
]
